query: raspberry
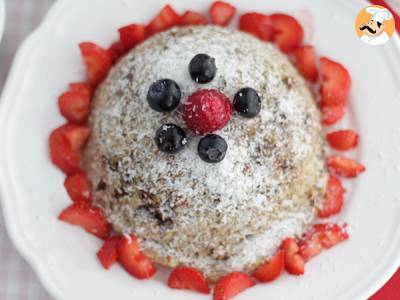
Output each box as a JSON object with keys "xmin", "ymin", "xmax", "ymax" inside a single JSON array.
[{"xmin": 183, "ymin": 89, "xmax": 232, "ymax": 134}]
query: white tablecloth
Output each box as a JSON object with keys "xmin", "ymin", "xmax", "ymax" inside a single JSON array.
[{"xmin": 0, "ymin": 1, "xmax": 53, "ymax": 299}]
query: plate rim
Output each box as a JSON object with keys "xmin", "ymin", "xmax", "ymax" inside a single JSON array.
[{"xmin": 0, "ymin": 0, "xmax": 399, "ymax": 299}]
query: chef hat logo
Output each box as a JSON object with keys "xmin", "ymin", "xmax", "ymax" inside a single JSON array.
[
  {"xmin": 354, "ymin": 5, "xmax": 396, "ymax": 46},
  {"xmin": 366, "ymin": 7, "xmax": 393, "ymax": 24}
]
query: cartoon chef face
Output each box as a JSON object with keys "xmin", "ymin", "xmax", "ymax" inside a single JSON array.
[{"xmin": 359, "ymin": 7, "xmax": 392, "ymax": 38}]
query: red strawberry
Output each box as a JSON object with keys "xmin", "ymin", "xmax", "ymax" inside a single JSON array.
[
  {"xmin": 327, "ymin": 156, "xmax": 366, "ymax": 178},
  {"xmin": 209, "ymin": 1, "xmax": 236, "ymax": 26},
  {"xmin": 49, "ymin": 125, "xmax": 90, "ymax": 174},
  {"xmin": 147, "ymin": 5, "xmax": 180, "ymax": 36},
  {"xmin": 64, "ymin": 171, "xmax": 92, "ymax": 203},
  {"xmin": 180, "ymin": 11, "xmax": 208, "ymax": 26},
  {"xmin": 280, "ymin": 238, "xmax": 305, "ymax": 275},
  {"xmin": 253, "ymin": 250, "xmax": 285, "ymax": 283},
  {"xmin": 313, "ymin": 223, "xmax": 349, "ymax": 249},
  {"xmin": 107, "ymin": 41, "xmax": 127, "ymax": 64},
  {"xmin": 97, "ymin": 236, "xmax": 121, "ymax": 269},
  {"xmin": 292, "ymin": 45, "xmax": 319, "ymax": 82},
  {"xmin": 213, "ymin": 272, "xmax": 255, "ymax": 300},
  {"xmin": 298, "ymin": 235, "xmax": 323, "ymax": 262},
  {"xmin": 320, "ymin": 102, "xmax": 345, "ymax": 126},
  {"xmin": 326, "ymin": 130, "xmax": 359, "ymax": 151},
  {"xmin": 58, "ymin": 91, "xmax": 91, "ymax": 124},
  {"xmin": 239, "ymin": 13, "xmax": 274, "ymax": 41},
  {"xmin": 168, "ymin": 266, "xmax": 210, "ymax": 294},
  {"xmin": 299, "ymin": 224, "xmax": 348, "ymax": 261},
  {"xmin": 49, "ymin": 127, "xmax": 80, "ymax": 174},
  {"xmin": 183, "ymin": 89, "xmax": 232, "ymax": 134},
  {"xmin": 60, "ymin": 124, "xmax": 90, "ymax": 151},
  {"xmin": 118, "ymin": 234, "xmax": 156, "ymax": 279},
  {"xmin": 69, "ymin": 82, "xmax": 93, "ymax": 97},
  {"xmin": 79, "ymin": 42, "xmax": 112, "ymax": 86},
  {"xmin": 318, "ymin": 175, "xmax": 344, "ymax": 218},
  {"xmin": 320, "ymin": 57, "xmax": 351, "ymax": 106},
  {"xmin": 118, "ymin": 24, "xmax": 146, "ymax": 50},
  {"xmin": 58, "ymin": 203, "xmax": 109, "ymax": 239},
  {"xmin": 270, "ymin": 14, "xmax": 304, "ymax": 53}
]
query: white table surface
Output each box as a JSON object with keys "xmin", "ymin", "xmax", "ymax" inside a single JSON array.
[{"xmin": 0, "ymin": 1, "xmax": 53, "ymax": 299}]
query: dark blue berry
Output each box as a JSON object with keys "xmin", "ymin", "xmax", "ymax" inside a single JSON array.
[
  {"xmin": 155, "ymin": 124, "xmax": 187, "ymax": 154},
  {"xmin": 189, "ymin": 54, "xmax": 217, "ymax": 84},
  {"xmin": 233, "ymin": 87, "xmax": 261, "ymax": 118},
  {"xmin": 147, "ymin": 79, "xmax": 181, "ymax": 112},
  {"xmin": 198, "ymin": 134, "xmax": 227, "ymax": 163}
]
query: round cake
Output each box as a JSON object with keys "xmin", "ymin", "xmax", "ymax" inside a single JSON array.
[{"xmin": 83, "ymin": 25, "xmax": 328, "ymax": 281}]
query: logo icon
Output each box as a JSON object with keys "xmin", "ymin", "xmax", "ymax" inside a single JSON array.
[{"xmin": 355, "ymin": 5, "xmax": 395, "ymax": 46}]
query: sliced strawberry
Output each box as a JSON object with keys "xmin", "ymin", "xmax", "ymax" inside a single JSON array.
[
  {"xmin": 299, "ymin": 236, "xmax": 323, "ymax": 262},
  {"xmin": 60, "ymin": 124, "xmax": 90, "ymax": 151},
  {"xmin": 97, "ymin": 236, "xmax": 121, "ymax": 269},
  {"xmin": 270, "ymin": 14, "xmax": 304, "ymax": 53},
  {"xmin": 320, "ymin": 101, "xmax": 345, "ymax": 126},
  {"xmin": 118, "ymin": 24, "xmax": 146, "ymax": 50},
  {"xmin": 49, "ymin": 125, "xmax": 89, "ymax": 174},
  {"xmin": 79, "ymin": 42, "xmax": 112, "ymax": 86},
  {"xmin": 314, "ymin": 223, "xmax": 349, "ymax": 249},
  {"xmin": 69, "ymin": 82, "xmax": 93, "ymax": 97},
  {"xmin": 326, "ymin": 130, "xmax": 359, "ymax": 151},
  {"xmin": 280, "ymin": 238, "xmax": 305, "ymax": 275},
  {"xmin": 318, "ymin": 175, "xmax": 344, "ymax": 218},
  {"xmin": 320, "ymin": 57, "xmax": 351, "ymax": 106},
  {"xmin": 58, "ymin": 91, "xmax": 91, "ymax": 124},
  {"xmin": 118, "ymin": 234, "xmax": 156, "ymax": 279},
  {"xmin": 299, "ymin": 224, "xmax": 348, "ymax": 261},
  {"xmin": 213, "ymin": 272, "xmax": 255, "ymax": 300},
  {"xmin": 239, "ymin": 13, "xmax": 274, "ymax": 41},
  {"xmin": 58, "ymin": 203, "xmax": 109, "ymax": 239},
  {"xmin": 107, "ymin": 41, "xmax": 127, "ymax": 64},
  {"xmin": 292, "ymin": 45, "xmax": 319, "ymax": 82},
  {"xmin": 64, "ymin": 171, "xmax": 92, "ymax": 203},
  {"xmin": 147, "ymin": 5, "xmax": 180, "ymax": 36},
  {"xmin": 209, "ymin": 1, "xmax": 236, "ymax": 26},
  {"xmin": 327, "ymin": 156, "xmax": 366, "ymax": 178},
  {"xmin": 253, "ymin": 250, "xmax": 284, "ymax": 283},
  {"xmin": 180, "ymin": 11, "xmax": 208, "ymax": 26},
  {"xmin": 168, "ymin": 266, "xmax": 210, "ymax": 294},
  {"xmin": 49, "ymin": 126, "xmax": 80, "ymax": 174}
]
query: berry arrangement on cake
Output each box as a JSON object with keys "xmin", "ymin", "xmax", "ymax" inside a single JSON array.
[{"xmin": 49, "ymin": 2, "xmax": 365, "ymax": 299}]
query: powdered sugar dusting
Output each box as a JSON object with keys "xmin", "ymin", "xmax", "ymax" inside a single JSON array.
[{"xmin": 84, "ymin": 26, "xmax": 327, "ymax": 280}]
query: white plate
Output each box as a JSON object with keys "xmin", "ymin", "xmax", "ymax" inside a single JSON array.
[{"xmin": 0, "ymin": 0, "xmax": 400, "ymax": 299}]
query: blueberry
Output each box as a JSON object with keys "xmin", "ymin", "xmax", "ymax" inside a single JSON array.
[
  {"xmin": 155, "ymin": 124, "xmax": 187, "ymax": 154},
  {"xmin": 233, "ymin": 87, "xmax": 261, "ymax": 118},
  {"xmin": 147, "ymin": 79, "xmax": 181, "ymax": 112},
  {"xmin": 198, "ymin": 134, "xmax": 227, "ymax": 163},
  {"xmin": 189, "ymin": 54, "xmax": 217, "ymax": 84}
]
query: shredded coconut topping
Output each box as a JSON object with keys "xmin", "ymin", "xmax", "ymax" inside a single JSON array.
[{"xmin": 83, "ymin": 26, "xmax": 327, "ymax": 280}]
